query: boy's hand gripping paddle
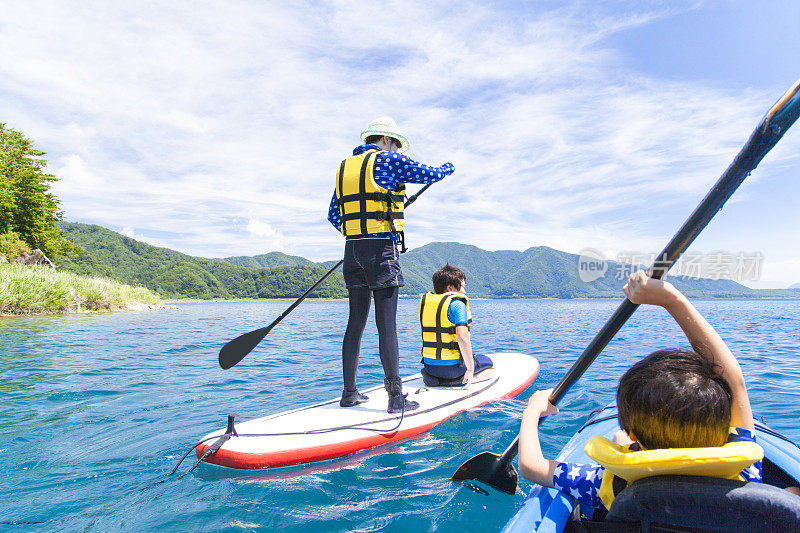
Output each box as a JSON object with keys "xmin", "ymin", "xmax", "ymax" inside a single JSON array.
[
  {"xmin": 218, "ymin": 183, "xmax": 434, "ymax": 370},
  {"xmin": 451, "ymin": 78, "xmax": 800, "ymax": 495}
]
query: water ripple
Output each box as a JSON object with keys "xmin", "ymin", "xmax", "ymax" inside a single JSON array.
[{"xmin": 1, "ymin": 299, "xmax": 798, "ymax": 530}]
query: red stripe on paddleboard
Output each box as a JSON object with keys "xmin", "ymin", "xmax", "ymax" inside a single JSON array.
[{"xmin": 197, "ymin": 362, "xmax": 539, "ymax": 469}]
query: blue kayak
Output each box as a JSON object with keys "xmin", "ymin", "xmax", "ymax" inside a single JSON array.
[{"xmin": 502, "ymin": 404, "xmax": 800, "ymax": 532}]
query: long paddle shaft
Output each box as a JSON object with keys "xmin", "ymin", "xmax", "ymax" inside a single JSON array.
[
  {"xmin": 452, "ymin": 78, "xmax": 800, "ymax": 494},
  {"xmin": 218, "ymin": 183, "xmax": 435, "ymax": 370}
]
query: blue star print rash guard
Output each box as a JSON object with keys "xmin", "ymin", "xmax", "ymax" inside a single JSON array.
[{"xmin": 328, "ymin": 144, "xmax": 454, "ymax": 242}]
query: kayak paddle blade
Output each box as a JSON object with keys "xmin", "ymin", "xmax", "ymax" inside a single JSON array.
[
  {"xmin": 218, "ymin": 325, "xmax": 271, "ymax": 369},
  {"xmin": 451, "ymin": 451, "xmax": 519, "ymax": 495}
]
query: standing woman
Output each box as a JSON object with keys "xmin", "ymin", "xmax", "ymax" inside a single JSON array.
[{"xmin": 328, "ymin": 117, "xmax": 455, "ymax": 413}]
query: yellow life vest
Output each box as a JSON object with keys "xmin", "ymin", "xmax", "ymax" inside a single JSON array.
[
  {"xmin": 584, "ymin": 435, "xmax": 763, "ymax": 509},
  {"xmin": 419, "ymin": 292, "xmax": 472, "ymax": 361},
  {"xmin": 335, "ymin": 149, "xmax": 406, "ymax": 237}
]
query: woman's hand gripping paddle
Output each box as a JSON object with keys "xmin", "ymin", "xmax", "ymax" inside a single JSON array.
[
  {"xmin": 451, "ymin": 78, "xmax": 800, "ymax": 495},
  {"xmin": 218, "ymin": 183, "xmax": 434, "ymax": 370}
]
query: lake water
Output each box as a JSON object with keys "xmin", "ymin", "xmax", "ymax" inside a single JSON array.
[{"xmin": 2, "ymin": 299, "xmax": 799, "ymax": 531}]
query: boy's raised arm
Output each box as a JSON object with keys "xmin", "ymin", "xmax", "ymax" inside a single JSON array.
[
  {"xmin": 623, "ymin": 271, "xmax": 754, "ymax": 431},
  {"xmin": 519, "ymin": 389, "xmax": 560, "ymax": 487}
]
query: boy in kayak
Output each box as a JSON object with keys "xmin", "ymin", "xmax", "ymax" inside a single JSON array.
[
  {"xmin": 419, "ymin": 265, "xmax": 493, "ymax": 387},
  {"xmin": 518, "ymin": 271, "xmax": 763, "ymax": 514}
]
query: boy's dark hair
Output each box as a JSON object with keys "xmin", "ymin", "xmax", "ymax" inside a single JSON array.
[
  {"xmin": 616, "ymin": 348, "xmax": 733, "ymax": 450},
  {"xmin": 365, "ymin": 134, "xmax": 400, "ymax": 148},
  {"xmin": 432, "ymin": 264, "xmax": 466, "ymax": 294}
]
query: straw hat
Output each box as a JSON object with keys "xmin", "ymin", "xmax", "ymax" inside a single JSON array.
[{"xmin": 360, "ymin": 116, "xmax": 409, "ymax": 153}]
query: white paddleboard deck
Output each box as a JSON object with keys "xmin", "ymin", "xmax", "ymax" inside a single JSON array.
[{"xmin": 197, "ymin": 352, "xmax": 539, "ymax": 469}]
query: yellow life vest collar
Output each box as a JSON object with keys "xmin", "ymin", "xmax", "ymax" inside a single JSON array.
[
  {"xmin": 585, "ymin": 435, "xmax": 763, "ymax": 509},
  {"xmin": 585, "ymin": 435, "xmax": 763, "ymax": 483}
]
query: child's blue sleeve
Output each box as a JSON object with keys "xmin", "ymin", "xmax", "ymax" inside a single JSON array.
[
  {"xmin": 552, "ymin": 462, "xmax": 605, "ymax": 511},
  {"xmin": 447, "ymin": 300, "xmax": 469, "ymax": 326},
  {"xmin": 327, "ymin": 191, "xmax": 342, "ymax": 232},
  {"xmin": 373, "ymin": 152, "xmax": 454, "ymax": 188},
  {"xmin": 729, "ymin": 427, "xmax": 763, "ymax": 482}
]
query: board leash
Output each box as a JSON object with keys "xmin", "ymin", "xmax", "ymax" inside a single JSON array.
[{"xmin": 168, "ymin": 395, "xmax": 411, "ymax": 476}]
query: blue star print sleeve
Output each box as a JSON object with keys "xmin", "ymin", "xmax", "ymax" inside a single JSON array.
[
  {"xmin": 328, "ymin": 192, "xmax": 341, "ymax": 232},
  {"xmin": 729, "ymin": 427, "xmax": 763, "ymax": 482},
  {"xmin": 552, "ymin": 462, "xmax": 605, "ymax": 510},
  {"xmin": 373, "ymin": 152, "xmax": 454, "ymax": 188},
  {"xmin": 328, "ymin": 144, "xmax": 455, "ymax": 233}
]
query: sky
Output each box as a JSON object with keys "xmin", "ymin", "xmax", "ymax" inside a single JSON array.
[{"xmin": 1, "ymin": 0, "xmax": 799, "ymax": 288}]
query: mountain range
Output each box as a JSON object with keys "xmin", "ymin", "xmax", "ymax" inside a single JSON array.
[
  {"xmin": 56, "ymin": 222, "xmax": 797, "ymax": 300},
  {"xmin": 397, "ymin": 242, "xmax": 755, "ymax": 297}
]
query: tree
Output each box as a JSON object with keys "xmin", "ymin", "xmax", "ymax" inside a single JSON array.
[{"xmin": 0, "ymin": 123, "xmax": 71, "ymax": 256}]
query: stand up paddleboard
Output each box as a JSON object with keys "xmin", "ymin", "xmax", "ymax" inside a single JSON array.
[{"xmin": 196, "ymin": 352, "xmax": 539, "ymax": 470}]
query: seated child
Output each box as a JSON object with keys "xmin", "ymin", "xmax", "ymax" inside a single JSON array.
[
  {"xmin": 518, "ymin": 270, "xmax": 763, "ymax": 514},
  {"xmin": 419, "ymin": 265, "xmax": 493, "ymax": 387}
]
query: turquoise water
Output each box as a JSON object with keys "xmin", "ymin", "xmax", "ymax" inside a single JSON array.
[{"xmin": 2, "ymin": 299, "xmax": 799, "ymax": 531}]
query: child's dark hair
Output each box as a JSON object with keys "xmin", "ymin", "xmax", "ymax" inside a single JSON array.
[
  {"xmin": 432, "ymin": 264, "xmax": 466, "ymax": 294},
  {"xmin": 617, "ymin": 348, "xmax": 733, "ymax": 450},
  {"xmin": 365, "ymin": 134, "xmax": 400, "ymax": 148}
]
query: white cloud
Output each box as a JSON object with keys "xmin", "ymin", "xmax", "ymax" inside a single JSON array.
[
  {"xmin": 245, "ymin": 217, "xmax": 284, "ymax": 252},
  {"xmin": 246, "ymin": 218, "xmax": 276, "ymax": 238},
  {"xmin": 1, "ymin": 0, "xmax": 798, "ymax": 267},
  {"xmin": 55, "ymin": 154, "xmax": 103, "ymax": 187},
  {"xmin": 752, "ymin": 258, "xmax": 800, "ymax": 289}
]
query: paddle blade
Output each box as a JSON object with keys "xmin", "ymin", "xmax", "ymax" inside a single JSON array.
[
  {"xmin": 451, "ymin": 452, "xmax": 519, "ymax": 495},
  {"xmin": 218, "ymin": 325, "xmax": 272, "ymax": 369}
]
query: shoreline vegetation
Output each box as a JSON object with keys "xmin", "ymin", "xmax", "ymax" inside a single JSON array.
[{"xmin": 0, "ymin": 263, "xmax": 165, "ymax": 316}]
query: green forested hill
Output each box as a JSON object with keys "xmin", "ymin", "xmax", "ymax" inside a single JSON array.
[
  {"xmin": 56, "ymin": 222, "xmax": 346, "ymax": 299},
  {"xmin": 221, "ymin": 252, "xmax": 339, "ymax": 270},
  {"xmin": 222, "ymin": 252, "xmax": 317, "ymax": 269},
  {"xmin": 57, "ymin": 223, "xmax": 783, "ymax": 300}
]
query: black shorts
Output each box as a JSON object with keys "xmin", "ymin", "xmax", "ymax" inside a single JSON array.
[{"xmin": 343, "ymin": 237, "xmax": 405, "ymax": 290}]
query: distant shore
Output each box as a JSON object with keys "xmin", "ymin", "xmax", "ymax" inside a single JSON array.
[
  {"xmin": 165, "ymin": 297, "xmax": 348, "ymax": 303},
  {"xmin": 0, "ymin": 263, "xmax": 166, "ymax": 316},
  {"xmin": 166, "ymin": 292, "xmax": 800, "ymax": 304}
]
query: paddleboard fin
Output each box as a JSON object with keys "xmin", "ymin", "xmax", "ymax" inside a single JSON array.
[{"xmin": 225, "ymin": 414, "xmax": 238, "ymax": 436}]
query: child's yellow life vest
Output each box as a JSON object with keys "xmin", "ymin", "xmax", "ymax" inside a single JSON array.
[
  {"xmin": 419, "ymin": 291, "xmax": 472, "ymax": 361},
  {"xmin": 335, "ymin": 150, "xmax": 405, "ymax": 237},
  {"xmin": 584, "ymin": 435, "xmax": 763, "ymax": 509}
]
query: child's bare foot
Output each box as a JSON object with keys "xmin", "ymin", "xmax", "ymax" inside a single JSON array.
[{"xmin": 786, "ymin": 486, "xmax": 800, "ymax": 497}]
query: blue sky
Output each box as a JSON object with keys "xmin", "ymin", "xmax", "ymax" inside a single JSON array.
[{"xmin": 1, "ymin": 1, "xmax": 798, "ymax": 287}]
